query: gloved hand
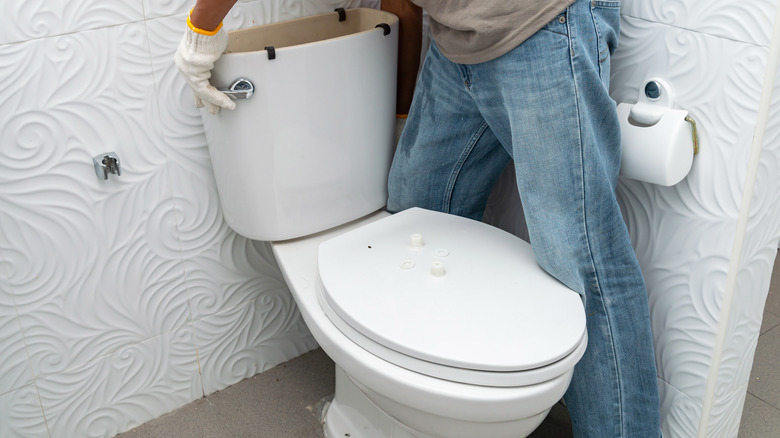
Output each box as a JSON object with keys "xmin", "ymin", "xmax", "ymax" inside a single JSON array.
[{"xmin": 174, "ymin": 15, "xmax": 236, "ymax": 115}]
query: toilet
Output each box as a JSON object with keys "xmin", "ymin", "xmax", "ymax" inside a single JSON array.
[{"xmin": 200, "ymin": 8, "xmax": 587, "ymax": 438}]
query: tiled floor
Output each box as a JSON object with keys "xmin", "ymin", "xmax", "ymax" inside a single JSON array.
[{"xmin": 119, "ymin": 251, "xmax": 780, "ymax": 438}]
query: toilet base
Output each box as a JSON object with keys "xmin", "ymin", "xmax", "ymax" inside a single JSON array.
[
  {"xmin": 324, "ymin": 366, "xmax": 422, "ymax": 438},
  {"xmin": 324, "ymin": 366, "xmax": 550, "ymax": 438}
]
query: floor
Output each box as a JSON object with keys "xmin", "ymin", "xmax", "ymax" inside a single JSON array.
[{"xmin": 119, "ymin": 251, "xmax": 780, "ymax": 438}]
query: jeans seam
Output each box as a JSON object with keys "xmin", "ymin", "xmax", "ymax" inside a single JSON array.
[
  {"xmin": 442, "ymin": 121, "xmax": 490, "ymax": 212},
  {"xmin": 590, "ymin": 3, "xmax": 606, "ymax": 80},
  {"xmin": 591, "ymin": 1, "xmax": 620, "ymax": 8},
  {"xmin": 568, "ymin": 8, "xmax": 624, "ymax": 435}
]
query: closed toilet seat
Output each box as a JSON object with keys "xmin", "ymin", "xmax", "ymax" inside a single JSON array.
[{"xmin": 317, "ymin": 208, "xmax": 587, "ymax": 387}]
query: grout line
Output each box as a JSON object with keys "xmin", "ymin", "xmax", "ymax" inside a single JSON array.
[
  {"xmin": 0, "ymin": 19, "xmax": 151, "ymax": 48},
  {"xmin": 191, "ymin": 322, "xmax": 207, "ymax": 399},
  {"xmin": 33, "ymin": 382, "xmax": 53, "ymax": 438},
  {"xmin": 142, "ymin": 4, "xmax": 199, "ymax": 372},
  {"xmin": 0, "ymin": 226, "xmax": 39, "ymax": 387},
  {"xmin": 141, "ymin": 11, "xmax": 208, "ymax": 401},
  {"xmin": 746, "ymin": 323, "xmax": 780, "ymax": 409},
  {"xmin": 619, "ymin": 13, "xmax": 771, "ymax": 48},
  {"xmin": 201, "ymin": 391, "xmax": 239, "ymax": 438},
  {"xmin": 0, "ymin": 9, "xmax": 196, "ymax": 49},
  {"xmin": 760, "ymin": 322, "xmax": 780, "ymax": 336},
  {"xmin": 761, "ymin": 318, "xmax": 780, "ymax": 335},
  {"xmin": 762, "ymin": 328, "xmax": 780, "ymax": 338},
  {"xmin": 746, "ymin": 391, "xmax": 780, "ymax": 412}
]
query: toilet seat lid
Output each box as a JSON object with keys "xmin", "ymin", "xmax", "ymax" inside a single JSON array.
[{"xmin": 317, "ymin": 208, "xmax": 586, "ymax": 373}]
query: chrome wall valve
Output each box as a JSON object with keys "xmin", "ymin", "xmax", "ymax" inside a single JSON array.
[{"xmin": 93, "ymin": 152, "xmax": 121, "ymax": 180}]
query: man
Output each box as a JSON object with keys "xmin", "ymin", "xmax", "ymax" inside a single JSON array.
[{"xmin": 176, "ymin": 1, "xmax": 661, "ymax": 436}]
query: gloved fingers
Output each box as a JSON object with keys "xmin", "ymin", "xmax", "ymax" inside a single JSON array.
[
  {"xmin": 174, "ymin": 26, "xmax": 233, "ymax": 114},
  {"xmin": 201, "ymin": 98, "xmax": 221, "ymax": 115},
  {"xmin": 193, "ymin": 93, "xmax": 205, "ymax": 109},
  {"xmin": 187, "ymin": 81, "xmax": 235, "ymax": 112},
  {"xmin": 199, "ymin": 85, "xmax": 236, "ymax": 111}
]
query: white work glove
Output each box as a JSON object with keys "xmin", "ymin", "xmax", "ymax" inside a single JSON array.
[{"xmin": 174, "ymin": 19, "xmax": 236, "ymax": 115}]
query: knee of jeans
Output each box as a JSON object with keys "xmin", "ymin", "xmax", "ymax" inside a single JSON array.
[
  {"xmin": 386, "ymin": 178, "xmax": 412, "ymax": 214},
  {"xmin": 534, "ymin": 247, "xmax": 586, "ymax": 296},
  {"xmin": 386, "ymin": 196, "xmax": 403, "ymax": 214},
  {"xmin": 387, "ymin": 176, "xmax": 439, "ymax": 214},
  {"xmin": 386, "ymin": 189, "xmax": 427, "ymax": 214}
]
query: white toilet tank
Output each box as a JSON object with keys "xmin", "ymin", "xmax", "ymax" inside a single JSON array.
[{"xmin": 201, "ymin": 9, "xmax": 399, "ymax": 241}]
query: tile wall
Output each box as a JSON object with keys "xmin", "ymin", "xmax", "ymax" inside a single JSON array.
[
  {"xmin": 612, "ymin": 1, "xmax": 780, "ymax": 436},
  {"xmin": 3, "ymin": 1, "xmax": 780, "ymax": 437},
  {"xmin": 0, "ymin": 1, "xmax": 378, "ymax": 436}
]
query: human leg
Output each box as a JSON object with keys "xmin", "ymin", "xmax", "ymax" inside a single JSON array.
[
  {"xmin": 386, "ymin": 42, "xmax": 511, "ymax": 220},
  {"xmin": 466, "ymin": 0, "xmax": 660, "ymax": 436}
]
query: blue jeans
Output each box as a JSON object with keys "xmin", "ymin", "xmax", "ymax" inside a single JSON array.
[{"xmin": 387, "ymin": 0, "xmax": 661, "ymax": 436}]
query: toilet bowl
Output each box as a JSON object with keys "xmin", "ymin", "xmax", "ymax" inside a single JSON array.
[
  {"xmin": 272, "ymin": 208, "xmax": 587, "ymax": 438},
  {"xmin": 200, "ymin": 8, "xmax": 587, "ymax": 438}
]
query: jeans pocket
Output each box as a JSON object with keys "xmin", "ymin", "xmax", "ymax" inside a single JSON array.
[{"xmin": 591, "ymin": 1, "xmax": 620, "ymax": 80}]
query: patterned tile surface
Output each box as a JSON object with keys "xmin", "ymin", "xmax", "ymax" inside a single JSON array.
[
  {"xmin": 1, "ymin": 1, "xmax": 779, "ymax": 437},
  {"xmin": 620, "ymin": 0, "xmax": 777, "ymax": 47},
  {"xmin": 0, "ymin": 2, "xmax": 342, "ymax": 437}
]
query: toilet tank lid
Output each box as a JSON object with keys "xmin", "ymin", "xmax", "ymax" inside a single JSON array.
[{"xmin": 317, "ymin": 208, "xmax": 587, "ymax": 372}]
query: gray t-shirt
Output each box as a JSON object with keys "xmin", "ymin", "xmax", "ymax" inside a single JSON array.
[{"xmin": 411, "ymin": 0, "xmax": 575, "ymax": 64}]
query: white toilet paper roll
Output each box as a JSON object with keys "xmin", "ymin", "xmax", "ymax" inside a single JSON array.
[{"xmin": 617, "ymin": 102, "xmax": 694, "ymax": 186}]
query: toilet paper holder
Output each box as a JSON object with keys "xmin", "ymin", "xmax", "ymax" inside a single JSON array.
[
  {"xmin": 617, "ymin": 78, "xmax": 700, "ymax": 186},
  {"xmin": 630, "ymin": 78, "xmax": 699, "ymax": 155}
]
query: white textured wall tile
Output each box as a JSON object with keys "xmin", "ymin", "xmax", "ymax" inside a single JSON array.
[
  {"xmin": 0, "ymin": 22, "xmax": 190, "ymax": 379},
  {"xmin": 0, "ymin": 384, "xmax": 49, "ymax": 438},
  {"xmin": 642, "ymin": 232, "xmax": 727, "ymax": 401},
  {"xmin": 610, "ymin": 15, "xmax": 772, "ymax": 435},
  {"xmin": 36, "ymin": 327, "xmax": 201, "ymax": 438},
  {"xmin": 146, "ymin": 0, "xmax": 307, "ymax": 30},
  {"xmin": 621, "ymin": 0, "xmax": 777, "ymax": 47},
  {"xmin": 194, "ymin": 290, "xmax": 317, "ymax": 395},
  {"xmin": 143, "ymin": 0, "xmax": 299, "ymax": 22},
  {"xmin": 226, "ymin": 0, "xmax": 303, "ymax": 28},
  {"xmin": 708, "ymin": 57, "xmax": 780, "ymax": 431},
  {"xmin": 146, "ymin": 15, "xmax": 209, "ymax": 162},
  {"xmin": 146, "ymin": 15, "xmax": 301, "ymax": 320},
  {"xmin": 180, "ymin": 230, "xmax": 298, "ymax": 319},
  {"xmin": 0, "ymin": 24, "xmax": 170, "ymax": 187},
  {"xmin": 0, "ymin": 300, "xmax": 34, "ymax": 395},
  {"xmin": 0, "ymin": 233, "xmax": 32, "ymax": 395},
  {"xmin": 707, "ymin": 384, "xmax": 749, "ymax": 437},
  {"xmin": 714, "ymin": 248, "xmax": 772, "ymax": 396},
  {"xmin": 0, "ymin": 0, "xmax": 144, "ymax": 45},
  {"xmin": 755, "ymin": 61, "xmax": 780, "ymax": 251},
  {"xmin": 659, "ymin": 381, "xmax": 702, "ymax": 438},
  {"xmin": 142, "ymin": 0, "xmax": 190, "ymax": 19}
]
